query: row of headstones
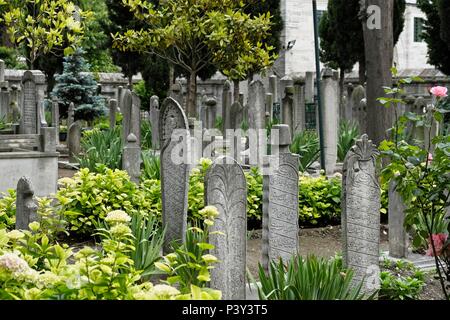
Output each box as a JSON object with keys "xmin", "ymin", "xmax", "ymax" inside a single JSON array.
[
  {"xmin": 159, "ymin": 97, "xmax": 384, "ymax": 298},
  {"xmin": 0, "ymin": 62, "xmax": 47, "ymax": 135}
]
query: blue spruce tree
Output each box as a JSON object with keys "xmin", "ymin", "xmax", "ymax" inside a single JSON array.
[{"xmin": 52, "ymin": 48, "xmax": 106, "ymax": 124}]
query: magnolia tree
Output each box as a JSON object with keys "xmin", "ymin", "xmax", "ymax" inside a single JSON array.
[
  {"xmin": 0, "ymin": 0, "xmax": 88, "ymax": 69},
  {"xmin": 380, "ymin": 69, "xmax": 450, "ymax": 299},
  {"xmin": 113, "ymin": 0, "xmax": 276, "ymax": 117}
]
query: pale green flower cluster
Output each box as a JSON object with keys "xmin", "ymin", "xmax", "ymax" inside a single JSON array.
[{"xmin": 105, "ymin": 210, "xmax": 131, "ymax": 224}]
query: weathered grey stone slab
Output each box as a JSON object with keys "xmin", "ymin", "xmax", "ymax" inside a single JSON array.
[
  {"xmin": 222, "ymin": 80, "xmax": 232, "ymax": 133},
  {"xmin": 230, "ymin": 101, "xmax": 243, "ymax": 131},
  {"xmin": 159, "ymin": 97, "xmax": 190, "ymax": 254},
  {"xmin": 0, "ymin": 87, "xmax": 10, "ymax": 121},
  {"xmin": 205, "ymin": 97, "xmax": 217, "ymax": 130},
  {"xmin": 68, "ymin": 121, "xmax": 81, "ymax": 163},
  {"xmin": 121, "ymin": 89, "xmax": 132, "ymax": 146},
  {"xmin": 15, "ymin": 177, "xmax": 38, "ymax": 230},
  {"xmin": 50, "ymin": 98, "xmax": 59, "ymax": 143},
  {"xmin": 262, "ymin": 125, "xmax": 299, "ymax": 271},
  {"xmin": 342, "ymin": 134, "xmax": 381, "ymax": 294},
  {"xmin": 305, "ymin": 72, "xmax": 314, "ymax": 103},
  {"xmin": 109, "ymin": 98, "xmax": 117, "ymax": 129},
  {"xmin": 20, "ymin": 71, "xmax": 37, "ymax": 134},
  {"xmin": 282, "ymin": 87, "xmax": 294, "ymax": 138},
  {"xmin": 122, "ymin": 133, "xmax": 141, "ymax": 183},
  {"xmin": 351, "ymin": 85, "xmax": 366, "ymax": 133},
  {"xmin": 293, "ymin": 81, "xmax": 306, "ymax": 134},
  {"xmin": 67, "ymin": 102, "xmax": 75, "ymax": 129},
  {"xmin": 388, "ymin": 181, "xmax": 408, "ymax": 258},
  {"xmin": 205, "ymin": 156, "xmax": 247, "ymax": 300},
  {"xmin": 41, "ymin": 127, "xmax": 57, "ymax": 153},
  {"xmin": 131, "ymin": 92, "xmax": 141, "ymax": 145},
  {"xmin": 10, "ymin": 85, "xmax": 20, "ymax": 123},
  {"xmin": 150, "ymin": 95, "xmax": 160, "ymax": 149},
  {"xmin": 321, "ymin": 69, "xmax": 339, "ymax": 175},
  {"xmin": 248, "ymin": 80, "xmax": 266, "ymax": 130},
  {"xmin": 269, "ymin": 75, "xmax": 278, "ymax": 104}
]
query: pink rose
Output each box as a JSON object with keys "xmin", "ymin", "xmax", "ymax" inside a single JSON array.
[
  {"xmin": 427, "ymin": 153, "xmax": 433, "ymax": 165},
  {"xmin": 430, "ymin": 86, "xmax": 448, "ymax": 98},
  {"xmin": 426, "ymin": 233, "xmax": 448, "ymax": 257}
]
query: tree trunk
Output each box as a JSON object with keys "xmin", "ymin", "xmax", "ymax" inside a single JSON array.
[
  {"xmin": 233, "ymin": 79, "xmax": 240, "ymax": 103},
  {"xmin": 358, "ymin": 56, "xmax": 366, "ymax": 85},
  {"xmin": 186, "ymin": 71, "xmax": 197, "ymax": 117},
  {"xmin": 361, "ymin": 0, "xmax": 394, "ymax": 146}
]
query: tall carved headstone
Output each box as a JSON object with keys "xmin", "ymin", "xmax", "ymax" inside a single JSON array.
[
  {"xmin": 131, "ymin": 92, "xmax": 141, "ymax": 145},
  {"xmin": 68, "ymin": 121, "xmax": 81, "ymax": 163},
  {"xmin": 248, "ymin": 80, "xmax": 266, "ymax": 130},
  {"xmin": 282, "ymin": 87, "xmax": 294, "ymax": 138},
  {"xmin": 265, "ymin": 93, "xmax": 273, "ymax": 126},
  {"xmin": 222, "ymin": 80, "xmax": 232, "ymax": 133},
  {"xmin": 321, "ymin": 69, "xmax": 339, "ymax": 175},
  {"xmin": 10, "ymin": 85, "xmax": 20, "ymax": 124},
  {"xmin": 109, "ymin": 99, "xmax": 117, "ymax": 129},
  {"xmin": 342, "ymin": 135, "xmax": 381, "ymax": 294},
  {"xmin": 230, "ymin": 101, "xmax": 243, "ymax": 130},
  {"xmin": 293, "ymin": 77, "xmax": 306, "ymax": 134},
  {"xmin": 304, "ymin": 72, "xmax": 315, "ymax": 103},
  {"xmin": 0, "ymin": 85, "xmax": 10, "ymax": 121},
  {"xmin": 15, "ymin": 177, "xmax": 38, "ymax": 231},
  {"xmin": 150, "ymin": 95, "xmax": 160, "ymax": 149},
  {"xmin": 262, "ymin": 125, "xmax": 299, "ymax": 271},
  {"xmin": 170, "ymin": 83, "xmax": 183, "ymax": 108},
  {"xmin": 205, "ymin": 156, "xmax": 247, "ymax": 300},
  {"xmin": 351, "ymin": 85, "xmax": 366, "ymax": 133},
  {"xmin": 67, "ymin": 102, "xmax": 75, "ymax": 130},
  {"xmin": 205, "ymin": 97, "xmax": 217, "ymax": 130},
  {"xmin": 388, "ymin": 181, "xmax": 408, "ymax": 258},
  {"xmin": 20, "ymin": 71, "xmax": 38, "ymax": 134},
  {"xmin": 122, "ymin": 89, "xmax": 132, "ymax": 146},
  {"xmin": 0, "ymin": 60, "xmax": 5, "ymax": 85},
  {"xmin": 51, "ymin": 98, "xmax": 60, "ymax": 143},
  {"xmin": 160, "ymin": 97, "xmax": 190, "ymax": 254},
  {"xmin": 269, "ymin": 75, "xmax": 279, "ymax": 105},
  {"xmin": 122, "ymin": 133, "xmax": 141, "ymax": 183}
]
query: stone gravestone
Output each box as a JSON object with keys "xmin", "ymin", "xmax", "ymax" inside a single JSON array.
[
  {"xmin": 160, "ymin": 97, "xmax": 190, "ymax": 254},
  {"xmin": 20, "ymin": 71, "xmax": 38, "ymax": 134},
  {"xmin": 131, "ymin": 92, "xmax": 141, "ymax": 146},
  {"xmin": 321, "ymin": 69, "xmax": 339, "ymax": 176},
  {"xmin": 293, "ymin": 77, "xmax": 306, "ymax": 134},
  {"xmin": 0, "ymin": 85, "xmax": 10, "ymax": 121},
  {"xmin": 150, "ymin": 95, "xmax": 160, "ymax": 150},
  {"xmin": 15, "ymin": 177, "xmax": 38, "ymax": 231},
  {"xmin": 265, "ymin": 93, "xmax": 273, "ymax": 126},
  {"xmin": 222, "ymin": 80, "xmax": 232, "ymax": 133},
  {"xmin": 304, "ymin": 71, "xmax": 315, "ymax": 103},
  {"xmin": 199, "ymin": 91, "xmax": 207, "ymax": 127},
  {"xmin": 51, "ymin": 98, "xmax": 60, "ymax": 143},
  {"xmin": 68, "ymin": 121, "xmax": 81, "ymax": 163},
  {"xmin": 205, "ymin": 97, "xmax": 217, "ymax": 130},
  {"xmin": 205, "ymin": 156, "xmax": 247, "ymax": 300},
  {"xmin": 388, "ymin": 181, "xmax": 408, "ymax": 258},
  {"xmin": 67, "ymin": 102, "xmax": 75, "ymax": 130},
  {"xmin": 351, "ymin": 85, "xmax": 366, "ymax": 133},
  {"xmin": 248, "ymin": 80, "xmax": 266, "ymax": 130},
  {"xmin": 342, "ymin": 134, "xmax": 381, "ymax": 294},
  {"xmin": 230, "ymin": 101, "xmax": 244, "ymax": 130},
  {"xmin": 0, "ymin": 60, "xmax": 5, "ymax": 85},
  {"xmin": 121, "ymin": 89, "xmax": 132, "ymax": 146},
  {"xmin": 170, "ymin": 83, "xmax": 183, "ymax": 108},
  {"xmin": 345, "ymin": 83, "xmax": 355, "ymax": 121},
  {"xmin": 262, "ymin": 125, "xmax": 299, "ymax": 271},
  {"xmin": 282, "ymin": 87, "xmax": 294, "ymax": 138},
  {"xmin": 10, "ymin": 85, "xmax": 20, "ymax": 124},
  {"xmin": 109, "ymin": 99, "xmax": 117, "ymax": 129},
  {"xmin": 117, "ymin": 86, "xmax": 124, "ymax": 111},
  {"xmin": 280, "ymin": 76, "xmax": 294, "ymax": 104},
  {"xmin": 269, "ymin": 75, "xmax": 279, "ymax": 105},
  {"xmin": 122, "ymin": 133, "xmax": 141, "ymax": 183}
]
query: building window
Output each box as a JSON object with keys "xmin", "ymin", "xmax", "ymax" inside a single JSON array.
[{"xmin": 414, "ymin": 17, "xmax": 425, "ymax": 42}]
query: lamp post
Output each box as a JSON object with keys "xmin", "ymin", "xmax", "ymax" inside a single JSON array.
[{"xmin": 312, "ymin": 0, "xmax": 326, "ymax": 171}]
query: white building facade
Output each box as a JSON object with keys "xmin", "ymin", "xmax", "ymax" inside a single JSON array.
[{"xmin": 275, "ymin": 0, "xmax": 433, "ymax": 77}]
